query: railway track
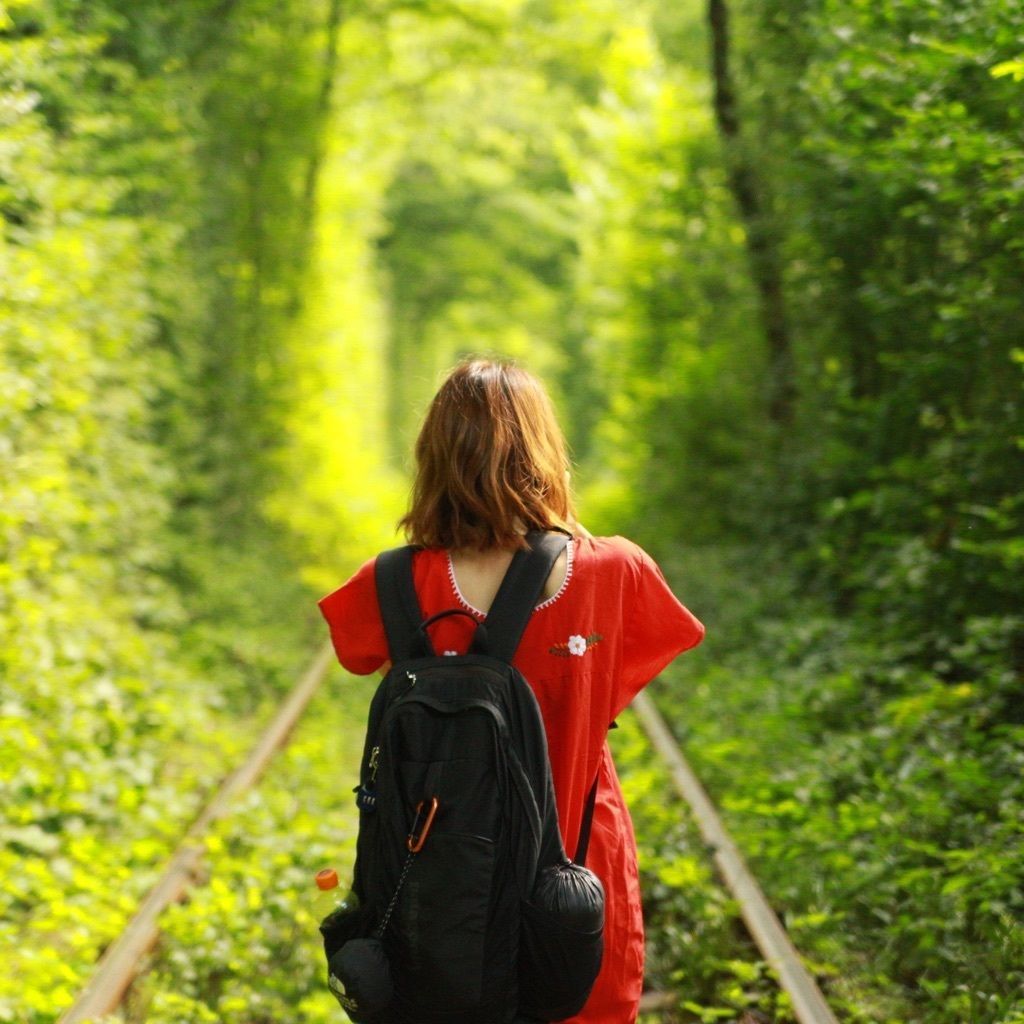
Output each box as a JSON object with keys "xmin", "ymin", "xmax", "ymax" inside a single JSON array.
[
  {"xmin": 58, "ymin": 646, "xmax": 839, "ymax": 1024},
  {"xmin": 56, "ymin": 645, "xmax": 336, "ymax": 1024},
  {"xmin": 630, "ymin": 692, "xmax": 839, "ymax": 1024}
]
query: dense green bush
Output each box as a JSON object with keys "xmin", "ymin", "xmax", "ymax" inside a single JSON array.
[
  {"xmin": 650, "ymin": 545, "xmax": 1024, "ymax": 1023},
  {"xmin": 1, "ymin": 2, "xmax": 337, "ymax": 1018},
  {"xmin": 4, "ymin": 0, "xmax": 1022, "ymax": 1020}
]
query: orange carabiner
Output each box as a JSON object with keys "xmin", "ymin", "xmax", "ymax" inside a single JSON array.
[{"xmin": 407, "ymin": 796, "xmax": 439, "ymax": 853}]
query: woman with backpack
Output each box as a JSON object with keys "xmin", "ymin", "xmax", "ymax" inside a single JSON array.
[{"xmin": 319, "ymin": 357, "xmax": 704, "ymax": 1024}]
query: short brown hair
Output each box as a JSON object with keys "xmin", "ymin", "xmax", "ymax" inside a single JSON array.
[{"xmin": 399, "ymin": 358, "xmax": 576, "ymax": 551}]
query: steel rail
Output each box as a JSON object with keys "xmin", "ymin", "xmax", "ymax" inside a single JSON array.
[
  {"xmin": 630, "ymin": 690, "xmax": 840, "ymax": 1024},
  {"xmin": 57, "ymin": 642, "xmax": 335, "ymax": 1024}
]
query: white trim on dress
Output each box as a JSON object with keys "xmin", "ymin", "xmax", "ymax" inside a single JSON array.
[{"xmin": 446, "ymin": 537, "xmax": 575, "ymax": 617}]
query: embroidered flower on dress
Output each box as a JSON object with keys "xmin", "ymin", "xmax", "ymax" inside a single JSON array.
[{"xmin": 549, "ymin": 632, "xmax": 603, "ymax": 658}]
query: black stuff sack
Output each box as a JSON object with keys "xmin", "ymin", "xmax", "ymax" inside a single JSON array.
[
  {"xmin": 328, "ymin": 938, "xmax": 394, "ymax": 1022},
  {"xmin": 518, "ymin": 860, "xmax": 605, "ymax": 1021}
]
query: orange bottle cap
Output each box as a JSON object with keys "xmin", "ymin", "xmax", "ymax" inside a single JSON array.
[{"xmin": 316, "ymin": 868, "xmax": 339, "ymax": 890}]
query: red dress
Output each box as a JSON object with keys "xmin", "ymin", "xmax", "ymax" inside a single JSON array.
[{"xmin": 318, "ymin": 534, "xmax": 705, "ymax": 1024}]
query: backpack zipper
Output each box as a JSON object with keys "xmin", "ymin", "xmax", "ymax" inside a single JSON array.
[{"xmin": 367, "ymin": 672, "xmax": 418, "ymax": 784}]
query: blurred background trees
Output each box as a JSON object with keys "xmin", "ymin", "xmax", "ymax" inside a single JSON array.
[{"xmin": 2, "ymin": 0, "xmax": 1021, "ymax": 1020}]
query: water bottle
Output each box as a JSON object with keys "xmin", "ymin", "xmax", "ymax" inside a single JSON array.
[
  {"xmin": 314, "ymin": 868, "xmax": 358, "ymax": 926},
  {"xmin": 316, "ymin": 869, "xmax": 378, "ymax": 1014}
]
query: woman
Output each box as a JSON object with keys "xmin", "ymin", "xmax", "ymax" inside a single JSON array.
[{"xmin": 318, "ymin": 358, "xmax": 704, "ymax": 1024}]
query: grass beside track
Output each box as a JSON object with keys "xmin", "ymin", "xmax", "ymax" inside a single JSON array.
[{"xmin": 118, "ymin": 667, "xmax": 372, "ymax": 1024}]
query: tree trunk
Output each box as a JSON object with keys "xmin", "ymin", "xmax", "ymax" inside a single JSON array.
[
  {"xmin": 301, "ymin": 0, "xmax": 347, "ymax": 226},
  {"xmin": 707, "ymin": 0, "xmax": 795, "ymax": 425}
]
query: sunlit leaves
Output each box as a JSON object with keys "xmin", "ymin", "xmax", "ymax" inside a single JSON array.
[
  {"xmin": 990, "ymin": 57, "xmax": 1024, "ymax": 81},
  {"xmin": 0, "ymin": 2, "xmax": 340, "ymax": 1019},
  {"xmin": 5, "ymin": 0, "xmax": 1024, "ymax": 1021}
]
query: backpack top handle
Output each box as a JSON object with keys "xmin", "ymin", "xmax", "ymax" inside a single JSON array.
[
  {"xmin": 411, "ymin": 608, "xmax": 490, "ymax": 659},
  {"xmin": 374, "ymin": 530, "xmax": 570, "ymax": 665}
]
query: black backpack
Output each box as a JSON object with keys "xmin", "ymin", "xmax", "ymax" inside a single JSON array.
[{"xmin": 320, "ymin": 530, "xmax": 605, "ymax": 1024}]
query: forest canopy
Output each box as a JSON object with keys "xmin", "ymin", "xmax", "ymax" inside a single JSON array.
[{"xmin": 2, "ymin": 0, "xmax": 1022, "ymax": 1021}]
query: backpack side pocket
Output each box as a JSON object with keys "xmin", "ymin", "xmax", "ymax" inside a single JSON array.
[
  {"xmin": 320, "ymin": 903, "xmax": 373, "ymax": 962},
  {"xmin": 517, "ymin": 862, "xmax": 605, "ymax": 1021}
]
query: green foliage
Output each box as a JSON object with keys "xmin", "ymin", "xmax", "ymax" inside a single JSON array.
[
  {"xmin": 368, "ymin": 3, "xmax": 604, "ymax": 460},
  {"xmin": 123, "ymin": 672, "xmax": 374, "ymax": 1024},
  {"xmin": 633, "ymin": 10, "xmax": 1024, "ymax": 1012},
  {"xmin": 0, "ymin": 0, "xmax": 359, "ymax": 1018},
  {"xmin": 614, "ymin": 710, "xmax": 803, "ymax": 1024},
  {"xmin": 652, "ymin": 544, "xmax": 1024, "ymax": 1024},
  {"xmin": 733, "ymin": 0, "xmax": 1024, "ymax": 647},
  {"xmin": 570, "ymin": 10, "xmax": 766, "ymax": 545},
  {"xmin": 5, "ymin": 0, "xmax": 1024, "ymax": 1020},
  {"xmin": 991, "ymin": 57, "xmax": 1024, "ymax": 81}
]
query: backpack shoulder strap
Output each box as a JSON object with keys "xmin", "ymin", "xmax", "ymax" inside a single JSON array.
[
  {"xmin": 374, "ymin": 545, "xmax": 423, "ymax": 663},
  {"xmin": 485, "ymin": 530, "xmax": 570, "ymax": 663},
  {"xmin": 574, "ymin": 772, "xmax": 600, "ymax": 865}
]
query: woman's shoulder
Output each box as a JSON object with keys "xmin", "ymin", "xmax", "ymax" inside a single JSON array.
[
  {"xmin": 317, "ymin": 554, "xmax": 378, "ymax": 621},
  {"xmin": 318, "ymin": 546, "xmax": 450, "ymax": 617},
  {"xmin": 319, "ymin": 537, "xmax": 653, "ymax": 618},
  {"xmin": 575, "ymin": 534, "xmax": 655, "ymax": 587}
]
